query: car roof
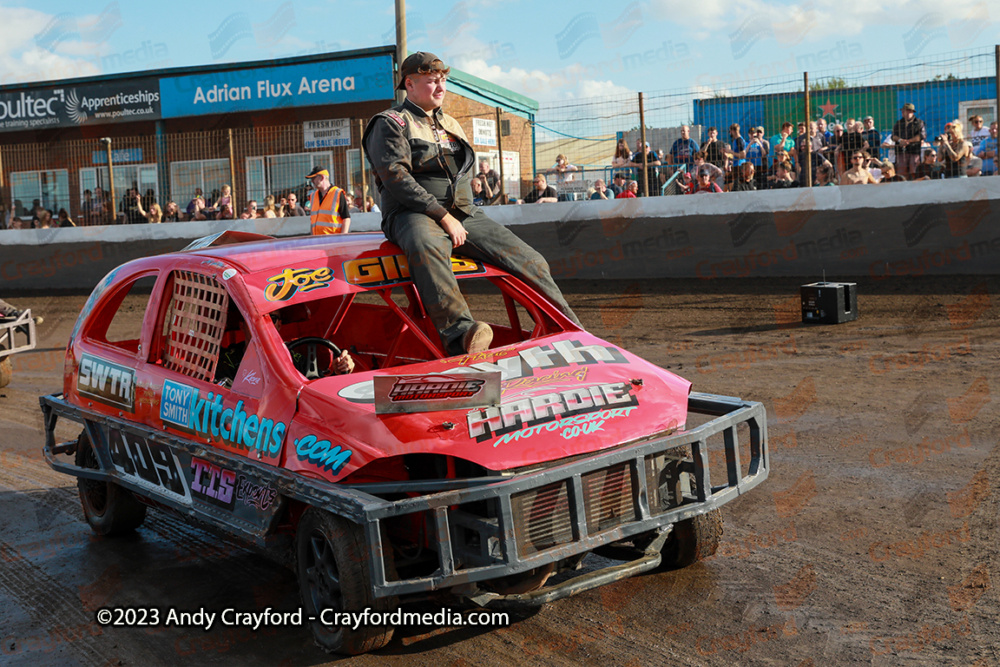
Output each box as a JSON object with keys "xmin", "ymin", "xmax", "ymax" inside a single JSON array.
[
  {"xmin": 185, "ymin": 232, "xmax": 395, "ymax": 274},
  {"xmin": 174, "ymin": 232, "xmax": 509, "ymax": 311}
]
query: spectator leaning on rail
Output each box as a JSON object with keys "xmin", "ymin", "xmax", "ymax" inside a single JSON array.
[
  {"xmin": 305, "ymin": 166, "xmax": 351, "ymax": 234},
  {"xmin": 880, "ymin": 161, "xmax": 906, "ymax": 182},
  {"xmin": 261, "ymin": 195, "xmax": 278, "ymax": 218},
  {"xmin": 362, "ymin": 51, "xmax": 580, "ymax": 355},
  {"xmin": 702, "ymin": 127, "xmax": 726, "ymax": 170},
  {"xmin": 892, "ymin": 103, "xmax": 926, "ymax": 180},
  {"xmin": 477, "ymin": 160, "xmax": 501, "ymax": 203},
  {"xmin": 240, "ymin": 200, "xmax": 259, "ymax": 220},
  {"xmin": 728, "ymin": 124, "xmax": 747, "ymax": 162},
  {"xmin": 523, "ymin": 174, "xmax": 558, "ymax": 203},
  {"xmin": 548, "ymin": 154, "xmax": 579, "ymax": 185},
  {"xmin": 769, "ymin": 122, "xmax": 796, "ymax": 168},
  {"xmin": 690, "ymin": 152, "xmax": 724, "ymax": 188},
  {"xmin": 729, "ymin": 162, "xmax": 756, "ymax": 191},
  {"xmin": 861, "ymin": 116, "xmax": 881, "ymax": 159},
  {"xmin": 121, "ymin": 188, "xmax": 146, "ymax": 224},
  {"xmin": 839, "ymin": 151, "xmax": 878, "ymax": 185},
  {"xmin": 914, "ymin": 149, "xmax": 944, "ymax": 180},
  {"xmin": 975, "ymin": 121, "xmax": 997, "ymax": 176},
  {"xmin": 612, "ymin": 139, "xmax": 631, "ymax": 169},
  {"xmin": 817, "ymin": 118, "xmax": 832, "ymax": 143},
  {"xmin": 745, "ymin": 128, "xmax": 768, "ymax": 189},
  {"xmin": 470, "ymin": 176, "xmax": 491, "ymax": 206},
  {"xmin": 284, "ymin": 192, "xmax": 306, "ymax": 217},
  {"xmin": 628, "ymin": 140, "xmax": 661, "ymax": 195},
  {"xmin": 967, "ymin": 115, "xmax": 989, "ymax": 154},
  {"xmin": 617, "ymin": 180, "xmax": 639, "ymax": 198},
  {"xmin": 816, "ymin": 162, "xmax": 837, "ymax": 186},
  {"xmin": 590, "ymin": 179, "xmax": 611, "ymax": 200},
  {"xmin": 669, "ymin": 126, "xmax": 699, "ymax": 170},
  {"xmin": 689, "ymin": 167, "xmax": 723, "ymax": 194},
  {"xmin": 608, "ymin": 172, "xmax": 625, "ymax": 198},
  {"xmin": 769, "ymin": 160, "xmax": 798, "ymax": 189},
  {"xmin": 937, "ymin": 121, "xmax": 971, "ymax": 179}
]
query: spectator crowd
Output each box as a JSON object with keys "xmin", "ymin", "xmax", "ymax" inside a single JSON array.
[
  {"xmin": 1, "ymin": 180, "xmax": 386, "ymax": 230},
  {"xmin": 592, "ymin": 106, "xmax": 997, "ymax": 198},
  {"xmin": 3, "ymin": 107, "xmax": 997, "ymax": 227},
  {"xmin": 517, "ymin": 106, "xmax": 997, "ymax": 204}
]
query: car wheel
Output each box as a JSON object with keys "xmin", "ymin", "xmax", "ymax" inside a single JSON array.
[
  {"xmin": 660, "ymin": 508, "xmax": 723, "ymax": 569},
  {"xmin": 0, "ymin": 357, "xmax": 12, "ymax": 389},
  {"xmin": 296, "ymin": 509, "xmax": 396, "ymax": 654},
  {"xmin": 75, "ymin": 430, "xmax": 147, "ymax": 536}
]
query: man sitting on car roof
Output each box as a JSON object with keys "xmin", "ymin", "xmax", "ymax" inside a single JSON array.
[{"xmin": 363, "ymin": 52, "xmax": 580, "ymax": 356}]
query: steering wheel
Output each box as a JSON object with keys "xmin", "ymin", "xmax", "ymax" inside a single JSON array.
[{"xmin": 286, "ymin": 337, "xmax": 343, "ymax": 380}]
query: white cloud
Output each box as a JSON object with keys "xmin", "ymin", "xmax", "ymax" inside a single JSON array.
[
  {"xmin": 0, "ymin": 7, "xmax": 103, "ymax": 85},
  {"xmin": 455, "ymin": 58, "xmax": 636, "ymax": 102},
  {"xmin": 650, "ymin": 0, "xmax": 990, "ymax": 41}
]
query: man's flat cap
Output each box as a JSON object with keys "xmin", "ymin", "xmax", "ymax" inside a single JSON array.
[{"xmin": 397, "ymin": 52, "xmax": 449, "ymax": 90}]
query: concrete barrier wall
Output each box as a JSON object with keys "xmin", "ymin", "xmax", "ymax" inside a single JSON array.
[{"xmin": 2, "ymin": 178, "xmax": 998, "ymax": 293}]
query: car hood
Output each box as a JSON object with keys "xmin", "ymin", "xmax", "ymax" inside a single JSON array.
[{"xmin": 294, "ymin": 333, "xmax": 691, "ymax": 473}]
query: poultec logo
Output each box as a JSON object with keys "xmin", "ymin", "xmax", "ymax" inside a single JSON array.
[
  {"xmin": 389, "ymin": 375, "xmax": 486, "ymax": 401},
  {"xmin": 160, "ymin": 380, "xmax": 286, "ymax": 455},
  {"xmin": 0, "ymin": 90, "xmax": 63, "ymax": 126}
]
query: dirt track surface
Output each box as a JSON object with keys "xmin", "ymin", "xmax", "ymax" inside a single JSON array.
[{"xmin": 1, "ymin": 276, "xmax": 998, "ymax": 666}]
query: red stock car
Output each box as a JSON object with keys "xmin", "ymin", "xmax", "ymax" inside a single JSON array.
[{"xmin": 41, "ymin": 231, "xmax": 769, "ymax": 654}]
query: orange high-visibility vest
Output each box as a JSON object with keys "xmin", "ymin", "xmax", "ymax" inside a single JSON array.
[{"xmin": 309, "ymin": 186, "xmax": 346, "ymax": 234}]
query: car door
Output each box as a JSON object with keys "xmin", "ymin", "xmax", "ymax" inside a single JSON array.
[{"xmin": 139, "ymin": 264, "xmax": 290, "ymax": 465}]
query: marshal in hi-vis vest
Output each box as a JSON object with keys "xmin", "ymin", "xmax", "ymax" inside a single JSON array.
[{"xmin": 309, "ymin": 186, "xmax": 347, "ymax": 234}]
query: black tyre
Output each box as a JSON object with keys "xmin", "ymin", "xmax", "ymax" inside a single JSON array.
[
  {"xmin": 0, "ymin": 357, "xmax": 12, "ymax": 389},
  {"xmin": 661, "ymin": 508, "xmax": 723, "ymax": 569},
  {"xmin": 296, "ymin": 509, "xmax": 397, "ymax": 654},
  {"xmin": 75, "ymin": 430, "xmax": 147, "ymax": 536}
]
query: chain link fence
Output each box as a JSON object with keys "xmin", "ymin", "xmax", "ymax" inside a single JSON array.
[
  {"xmin": 534, "ymin": 45, "xmax": 999, "ymax": 197},
  {"xmin": 1, "ymin": 120, "xmax": 376, "ymax": 226},
  {"xmin": 1, "ymin": 46, "xmax": 998, "ymax": 227}
]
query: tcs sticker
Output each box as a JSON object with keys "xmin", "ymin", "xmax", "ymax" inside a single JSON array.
[
  {"xmin": 343, "ymin": 254, "xmax": 485, "ymax": 287},
  {"xmin": 264, "ymin": 267, "xmax": 332, "ymax": 301}
]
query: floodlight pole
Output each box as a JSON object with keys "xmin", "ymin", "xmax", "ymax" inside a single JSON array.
[{"xmin": 395, "ymin": 0, "xmax": 407, "ymax": 105}]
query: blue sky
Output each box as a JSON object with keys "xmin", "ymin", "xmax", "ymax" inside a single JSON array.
[{"xmin": 1, "ymin": 0, "xmax": 997, "ymax": 105}]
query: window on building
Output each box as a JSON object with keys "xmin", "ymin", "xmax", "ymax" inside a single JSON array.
[
  {"xmin": 80, "ymin": 164, "xmax": 159, "ymax": 207},
  {"xmin": 958, "ymin": 99, "xmax": 996, "ymax": 126},
  {"xmin": 476, "ymin": 151, "xmax": 521, "ymax": 199},
  {"xmin": 170, "ymin": 159, "xmax": 229, "ymax": 206},
  {"xmin": 10, "ymin": 170, "xmax": 70, "ymax": 218},
  {"xmin": 245, "ymin": 152, "xmax": 332, "ymax": 205}
]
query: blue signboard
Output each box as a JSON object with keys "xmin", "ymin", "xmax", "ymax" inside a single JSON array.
[
  {"xmin": 92, "ymin": 148, "xmax": 143, "ymax": 164},
  {"xmin": 159, "ymin": 54, "xmax": 394, "ymax": 118}
]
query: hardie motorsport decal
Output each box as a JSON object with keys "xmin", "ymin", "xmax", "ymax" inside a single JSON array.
[
  {"xmin": 389, "ymin": 375, "xmax": 486, "ymax": 401},
  {"xmin": 467, "ymin": 381, "xmax": 638, "ymax": 443},
  {"xmin": 264, "ymin": 267, "xmax": 332, "ymax": 301},
  {"xmin": 160, "ymin": 380, "xmax": 286, "ymax": 455},
  {"xmin": 77, "ymin": 353, "xmax": 136, "ymax": 410},
  {"xmin": 338, "ymin": 339, "xmax": 628, "ymax": 404}
]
